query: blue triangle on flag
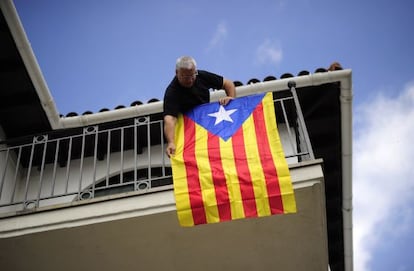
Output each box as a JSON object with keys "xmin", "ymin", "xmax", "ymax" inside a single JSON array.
[{"xmin": 185, "ymin": 93, "xmax": 266, "ymax": 141}]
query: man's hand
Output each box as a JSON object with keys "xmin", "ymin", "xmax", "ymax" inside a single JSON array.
[
  {"xmin": 219, "ymin": 96, "xmax": 234, "ymax": 106},
  {"xmin": 164, "ymin": 115, "xmax": 177, "ymax": 158},
  {"xmin": 166, "ymin": 142, "xmax": 176, "ymax": 158},
  {"xmin": 220, "ymin": 78, "xmax": 235, "ymax": 106}
]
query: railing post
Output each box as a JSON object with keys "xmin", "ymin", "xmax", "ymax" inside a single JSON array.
[
  {"xmin": 0, "ymin": 149, "xmax": 9, "ymax": 202},
  {"xmin": 23, "ymin": 137, "xmax": 36, "ymax": 208},
  {"xmin": 36, "ymin": 135, "xmax": 48, "ymax": 205},
  {"xmin": 288, "ymin": 81, "xmax": 315, "ymax": 160}
]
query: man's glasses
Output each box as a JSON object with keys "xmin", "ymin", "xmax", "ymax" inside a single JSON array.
[{"xmin": 179, "ymin": 71, "xmax": 198, "ymax": 80}]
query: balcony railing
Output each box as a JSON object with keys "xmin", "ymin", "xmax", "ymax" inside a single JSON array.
[{"xmin": 0, "ymin": 89, "xmax": 314, "ymax": 215}]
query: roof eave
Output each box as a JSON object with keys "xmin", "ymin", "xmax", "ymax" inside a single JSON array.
[{"xmin": 1, "ymin": 0, "xmax": 60, "ymax": 129}]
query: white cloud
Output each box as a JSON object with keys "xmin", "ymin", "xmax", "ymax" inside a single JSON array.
[
  {"xmin": 206, "ymin": 21, "xmax": 228, "ymax": 51},
  {"xmin": 255, "ymin": 39, "xmax": 283, "ymax": 66},
  {"xmin": 353, "ymin": 82, "xmax": 414, "ymax": 271}
]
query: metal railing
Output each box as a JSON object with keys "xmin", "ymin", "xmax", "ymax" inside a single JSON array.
[{"xmin": 0, "ymin": 88, "xmax": 314, "ymax": 214}]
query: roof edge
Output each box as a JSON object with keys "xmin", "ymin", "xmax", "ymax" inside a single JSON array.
[
  {"xmin": 1, "ymin": 0, "xmax": 61, "ymax": 129},
  {"xmin": 57, "ymin": 69, "xmax": 352, "ymax": 129}
]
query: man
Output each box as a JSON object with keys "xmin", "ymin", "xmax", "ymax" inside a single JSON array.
[{"xmin": 163, "ymin": 56, "xmax": 236, "ymax": 157}]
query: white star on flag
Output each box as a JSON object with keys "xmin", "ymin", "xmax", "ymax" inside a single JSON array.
[{"xmin": 208, "ymin": 105, "xmax": 238, "ymax": 125}]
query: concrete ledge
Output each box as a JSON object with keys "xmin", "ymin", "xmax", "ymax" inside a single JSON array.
[{"xmin": 0, "ymin": 160, "xmax": 324, "ymax": 238}]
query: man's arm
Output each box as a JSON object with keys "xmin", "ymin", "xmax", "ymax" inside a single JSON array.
[
  {"xmin": 219, "ymin": 78, "xmax": 236, "ymax": 105},
  {"xmin": 164, "ymin": 114, "xmax": 177, "ymax": 157}
]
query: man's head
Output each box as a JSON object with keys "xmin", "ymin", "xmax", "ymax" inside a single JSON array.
[{"xmin": 176, "ymin": 56, "xmax": 198, "ymax": 88}]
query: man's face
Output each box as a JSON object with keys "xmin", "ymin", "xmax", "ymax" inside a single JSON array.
[{"xmin": 176, "ymin": 67, "xmax": 197, "ymax": 88}]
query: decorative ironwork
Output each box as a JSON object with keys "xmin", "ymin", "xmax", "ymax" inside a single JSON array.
[{"xmin": 0, "ymin": 89, "xmax": 313, "ymax": 213}]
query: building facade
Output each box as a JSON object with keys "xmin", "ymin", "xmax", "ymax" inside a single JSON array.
[{"xmin": 0, "ymin": 1, "xmax": 353, "ymax": 270}]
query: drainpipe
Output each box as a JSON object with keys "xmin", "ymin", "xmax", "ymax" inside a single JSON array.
[
  {"xmin": 0, "ymin": 0, "xmax": 61, "ymax": 129},
  {"xmin": 339, "ymin": 72, "xmax": 353, "ymax": 271}
]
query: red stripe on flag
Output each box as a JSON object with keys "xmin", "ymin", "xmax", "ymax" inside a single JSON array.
[
  {"xmin": 207, "ymin": 132, "xmax": 232, "ymax": 221},
  {"xmin": 253, "ymin": 103, "xmax": 284, "ymax": 214},
  {"xmin": 183, "ymin": 116, "xmax": 207, "ymax": 225},
  {"xmin": 232, "ymin": 128, "xmax": 258, "ymax": 218}
]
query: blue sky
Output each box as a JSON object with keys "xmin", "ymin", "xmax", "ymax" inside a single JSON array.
[{"xmin": 13, "ymin": 0, "xmax": 414, "ymax": 270}]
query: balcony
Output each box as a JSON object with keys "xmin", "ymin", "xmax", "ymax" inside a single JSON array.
[
  {"xmin": 0, "ymin": 69, "xmax": 354, "ymax": 271},
  {"xmin": 0, "ymin": 85, "xmax": 334, "ymax": 271},
  {"xmin": 0, "ymin": 88, "xmax": 313, "ymax": 215}
]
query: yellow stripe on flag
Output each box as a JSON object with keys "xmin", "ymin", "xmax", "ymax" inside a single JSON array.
[
  {"xmin": 262, "ymin": 92, "xmax": 297, "ymax": 213},
  {"xmin": 171, "ymin": 115, "xmax": 194, "ymax": 226},
  {"xmin": 242, "ymin": 113, "xmax": 272, "ymax": 217},
  {"xmin": 219, "ymin": 137, "xmax": 245, "ymax": 220},
  {"xmin": 194, "ymin": 123, "xmax": 220, "ymax": 223}
]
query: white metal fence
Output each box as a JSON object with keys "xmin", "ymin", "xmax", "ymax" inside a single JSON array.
[{"xmin": 0, "ymin": 90, "xmax": 313, "ymax": 214}]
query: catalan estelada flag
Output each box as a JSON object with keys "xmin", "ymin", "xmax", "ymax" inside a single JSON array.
[{"xmin": 171, "ymin": 92, "xmax": 296, "ymax": 227}]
